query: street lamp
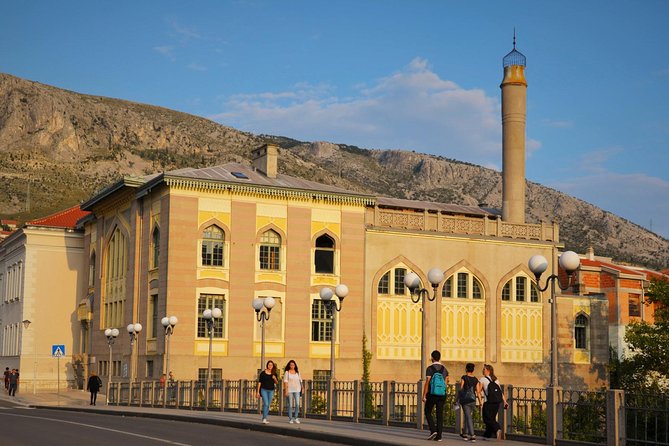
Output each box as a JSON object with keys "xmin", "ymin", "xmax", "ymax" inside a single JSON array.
[
  {"xmin": 161, "ymin": 316, "xmax": 178, "ymax": 379},
  {"xmin": 252, "ymin": 297, "xmax": 276, "ymax": 372},
  {"xmin": 104, "ymin": 328, "xmax": 119, "ymax": 404},
  {"xmin": 319, "ymin": 284, "xmax": 348, "ymax": 380},
  {"xmin": 22, "ymin": 320, "xmax": 35, "ymax": 394},
  {"xmin": 202, "ymin": 307, "xmax": 222, "ymax": 408},
  {"xmin": 126, "ymin": 323, "xmax": 142, "ymax": 384},
  {"xmin": 528, "ymin": 250, "xmax": 580, "ymax": 387}
]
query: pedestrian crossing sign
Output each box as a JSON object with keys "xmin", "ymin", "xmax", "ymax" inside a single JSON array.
[{"xmin": 52, "ymin": 344, "xmax": 65, "ymax": 357}]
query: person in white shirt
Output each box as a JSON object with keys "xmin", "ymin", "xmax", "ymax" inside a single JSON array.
[
  {"xmin": 283, "ymin": 360, "xmax": 304, "ymax": 424},
  {"xmin": 479, "ymin": 364, "xmax": 508, "ymax": 440}
]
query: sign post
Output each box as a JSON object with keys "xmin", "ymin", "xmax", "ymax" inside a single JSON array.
[{"xmin": 52, "ymin": 345, "xmax": 65, "ymax": 406}]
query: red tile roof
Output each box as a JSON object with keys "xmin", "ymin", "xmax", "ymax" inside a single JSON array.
[
  {"xmin": 580, "ymin": 258, "xmax": 644, "ymax": 276},
  {"xmin": 26, "ymin": 205, "xmax": 90, "ymax": 229}
]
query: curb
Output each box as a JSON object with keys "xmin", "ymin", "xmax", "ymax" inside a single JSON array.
[{"xmin": 33, "ymin": 405, "xmax": 407, "ymax": 446}]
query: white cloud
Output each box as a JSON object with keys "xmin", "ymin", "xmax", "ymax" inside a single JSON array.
[
  {"xmin": 187, "ymin": 62, "xmax": 207, "ymax": 72},
  {"xmin": 211, "ymin": 58, "xmax": 505, "ymax": 167},
  {"xmin": 153, "ymin": 45, "xmax": 176, "ymax": 61}
]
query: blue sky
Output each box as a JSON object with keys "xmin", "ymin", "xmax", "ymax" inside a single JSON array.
[{"xmin": 2, "ymin": 1, "xmax": 669, "ymax": 238}]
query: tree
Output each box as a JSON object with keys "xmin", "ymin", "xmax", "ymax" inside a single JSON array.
[{"xmin": 611, "ymin": 277, "xmax": 669, "ymax": 391}]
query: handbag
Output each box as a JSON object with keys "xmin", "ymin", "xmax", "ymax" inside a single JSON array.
[{"xmin": 458, "ymin": 380, "xmax": 476, "ymax": 404}]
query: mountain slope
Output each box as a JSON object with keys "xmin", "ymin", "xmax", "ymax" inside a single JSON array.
[{"xmin": 1, "ymin": 73, "xmax": 667, "ymax": 268}]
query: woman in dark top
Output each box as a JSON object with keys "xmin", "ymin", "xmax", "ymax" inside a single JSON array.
[
  {"xmin": 257, "ymin": 360, "xmax": 279, "ymax": 423},
  {"xmin": 86, "ymin": 372, "xmax": 103, "ymax": 406},
  {"xmin": 460, "ymin": 363, "xmax": 482, "ymax": 442}
]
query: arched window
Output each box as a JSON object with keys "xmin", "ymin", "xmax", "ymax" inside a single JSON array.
[
  {"xmin": 151, "ymin": 227, "xmax": 160, "ymax": 269},
  {"xmin": 376, "ymin": 267, "xmax": 409, "ymax": 296},
  {"xmin": 314, "ymin": 234, "xmax": 335, "ymax": 274},
  {"xmin": 104, "ymin": 227, "xmax": 127, "ymax": 328},
  {"xmin": 378, "ymin": 271, "xmax": 390, "ymax": 294},
  {"xmin": 88, "ymin": 251, "xmax": 96, "ymax": 288},
  {"xmin": 574, "ymin": 313, "xmax": 589, "ymax": 349},
  {"xmin": 202, "ymin": 225, "xmax": 225, "ymax": 267},
  {"xmin": 259, "ymin": 229, "xmax": 281, "ymax": 270},
  {"xmin": 501, "ymin": 275, "xmax": 540, "ymax": 302},
  {"xmin": 442, "ymin": 271, "xmax": 484, "ymax": 299}
]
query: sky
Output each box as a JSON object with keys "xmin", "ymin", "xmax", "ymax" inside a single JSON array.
[{"xmin": 2, "ymin": 1, "xmax": 669, "ymax": 238}]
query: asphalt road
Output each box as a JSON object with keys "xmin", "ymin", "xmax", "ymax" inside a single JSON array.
[{"xmin": 0, "ymin": 399, "xmax": 337, "ymax": 446}]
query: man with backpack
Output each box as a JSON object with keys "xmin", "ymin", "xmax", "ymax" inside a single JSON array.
[{"xmin": 422, "ymin": 350, "xmax": 449, "ymax": 442}]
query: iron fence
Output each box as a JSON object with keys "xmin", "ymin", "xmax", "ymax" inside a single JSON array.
[
  {"xmin": 626, "ymin": 392, "xmax": 669, "ymax": 446},
  {"xmin": 508, "ymin": 385, "xmax": 547, "ymax": 440},
  {"xmin": 561, "ymin": 389, "xmax": 607, "ymax": 444}
]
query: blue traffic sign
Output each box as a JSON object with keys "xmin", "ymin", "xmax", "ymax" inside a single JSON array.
[{"xmin": 52, "ymin": 344, "xmax": 65, "ymax": 357}]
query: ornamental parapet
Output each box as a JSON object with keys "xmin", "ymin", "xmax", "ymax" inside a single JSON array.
[{"xmin": 366, "ymin": 207, "xmax": 558, "ymax": 242}]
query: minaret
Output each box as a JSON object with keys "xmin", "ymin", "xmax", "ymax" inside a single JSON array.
[{"xmin": 501, "ymin": 32, "xmax": 527, "ymax": 224}]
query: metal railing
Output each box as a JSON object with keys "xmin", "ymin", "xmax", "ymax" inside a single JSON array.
[{"xmin": 105, "ymin": 380, "xmax": 667, "ymax": 445}]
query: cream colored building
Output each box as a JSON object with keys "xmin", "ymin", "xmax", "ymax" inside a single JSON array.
[{"xmin": 0, "ymin": 206, "xmax": 88, "ymax": 391}]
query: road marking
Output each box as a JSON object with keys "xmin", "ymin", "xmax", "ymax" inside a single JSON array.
[{"xmin": 0, "ymin": 412, "xmax": 192, "ymax": 445}]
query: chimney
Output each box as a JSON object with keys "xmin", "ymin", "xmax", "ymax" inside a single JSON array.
[
  {"xmin": 251, "ymin": 144, "xmax": 278, "ymax": 178},
  {"xmin": 586, "ymin": 246, "xmax": 595, "ymax": 260}
]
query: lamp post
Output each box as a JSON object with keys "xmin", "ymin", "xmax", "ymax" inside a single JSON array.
[
  {"xmin": 319, "ymin": 284, "xmax": 348, "ymax": 381},
  {"xmin": 528, "ymin": 250, "xmax": 580, "ymax": 387},
  {"xmin": 22, "ymin": 320, "xmax": 34, "ymax": 394},
  {"xmin": 161, "ymin": 316, "xmax": 178, "ymax": 379},
  {"xmin": 404, "ymin": 268, "xmax": 445, "ymax": 430},
  {"xmin": 104, "ymin": 328, "xmax": 119, "ymax": 404},
  {"xmin": 252, "ymin": 297, "xmax": 276, "ymax": 372},
  {"xmin": 126, "ymin": 323, "xmax": 142, "ymax": 384},
  {"xmin": 202, "ymin": 307, "xmax": 222, "ymax": 408}
]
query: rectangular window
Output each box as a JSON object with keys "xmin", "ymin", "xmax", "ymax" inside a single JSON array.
[
  {"xmin": 457, "ymin": 273, "xmax": 468, "ymax": 298},
  {"xmin": 312, "ymin": 369, "xmax": 331, "ymax": 390},
  {"xmin": 148, "ymin": 294, "xmax": 158, "ymax": 339},
  {"xmin": 202, "ymin": 241, "xmax": 224, "ymax": 267},
  {"xmin": 394, "ymin": 268, "xmax": 406, "ymax": 295},
  {"xmin": 314, "ymin": 249, "xmax": 334, "ymax": 274},
  {"xmin": 628, "ymin": 294, "xmax": 641, "ymax": 317},
  {"xmin": 259, "ymin": 245, "xmax": 280, "ymax": 270},
  {"xmin": 198, "ymin": 368, "xmax": 222, "ymax": 383},
  {"xmin": 515, "ymin": 277, "xmax": 526, "ymax": 302},
  {"xmin": 197, "ymin": 294, "xmax": 226, "ymax": 338},
  {"xmin": 311, "ymin": 300, "xmax": 332, "ymax": 342},
  {"xmin": 146, "ymin": 360, "xmax": 154, "ymax": 378}
]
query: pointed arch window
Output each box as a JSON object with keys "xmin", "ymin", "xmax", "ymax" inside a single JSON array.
[
  {"xmin": 501, "ymin": 275, "xmax": 540, "ymax": 303},
  {"xmin": 259, "ymin": 229, "xmax": 281, "ymax": 271},
  {"xmin": 104, "ymin": 227, "xmax": 127, "ymax": 328},
  {"xmin": 442, "ymin": 271, "xmax": 485, "ymax": 300},
  {"xmin": 202, "ymin": 225, "xmax": 225, "ymax": 267},
  {"xmin": 88, "ymin": 251, "xmax": 96, "ymax": 288},
  {"xmin": 574, "ymin": 313, "xmax": 589, "ymax": 349},
  {"xmin": 378, "ymin": 271, "xmax": 390, "ymax": 294},
  {"xmin": 151, "ymin": 227, "xmax": 160, "ymax": 269},
  {"xmin": 314, "ymin": 234, "xmax": 335, "ymax": 274}
]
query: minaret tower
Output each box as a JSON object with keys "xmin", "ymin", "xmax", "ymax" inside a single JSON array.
[{"xmin": 501, "ymin": 32, "xmax": 527, "ymax": 224}]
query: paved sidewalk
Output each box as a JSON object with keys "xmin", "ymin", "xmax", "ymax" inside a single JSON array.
[{"xmin": 0, "ymin": 389, "xmax": 535, "ymax": 446}]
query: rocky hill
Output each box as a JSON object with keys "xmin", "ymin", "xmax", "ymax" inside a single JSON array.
[{"xmin": 1, "ymin": 73, "xmax": 667, "ymax": 268}]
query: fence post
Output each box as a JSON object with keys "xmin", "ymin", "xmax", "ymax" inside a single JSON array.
[
  {"xmin": 353, "ymin": 380, "xmax": 360, "ymax": 423},
  {"xmin": 546, "ymin": 386, "xmax": 561, "ymax": 446},
  {"xmin": 327, "ymin": 379, "xmax": 333, "ymax": 420},
  {"xmin": 503, "ymin": 384, "xmax": 513, "ymax": 438},
  {"xmin": 304, "ymin": 380, "xmax": 311, "ymax": 419},
  {"xmin": 607, "ymin": 389, "xmax": 625, "ymax": 446},
  {"xmin": 382, "ymin": 381, "xmax": 391, "ymax": 426},
  {"xmin": 239, "ymin": 379, "xmax": 246, "ymax": 413},
  {"xmin": 455, "ymin": 381, "xmax": 462, "ymax": 437},
  {"xmin": 416, "ymin": 379, "xmax": 424, "ymax": 430},
  {"xmin": 220, "ymin": 379, "xmax": 226, "ymax": 412}
]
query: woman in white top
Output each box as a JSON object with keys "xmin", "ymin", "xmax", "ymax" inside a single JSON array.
[
  {"xmin": 480, "ymin": 364, "xmax": 508, "ymax": 440},
  {"xmin": 283, "ymin": 360, "xmax": 304, "ymax": 423}
]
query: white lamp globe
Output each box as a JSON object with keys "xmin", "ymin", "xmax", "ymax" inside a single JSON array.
[
  {"xmin": 161, "ymin": 317, "xmax": 170, "ymax": 327},
  {"xmin": 264, "ymin": 297, "xmax": 276, "ymax": 309},
  {"xmin": 212, "ymin": 308, "xmax": 222, "ymax": 319},
  {"xmin": 127, "ymin": 324, "xmax": 135, "ymax": 333},
  {"xmin": 105, "ymin": 328, "xmax": 112, "ymax": 337},
  {"xmin": 320, "ymin": 288, "xmax": 334, "ymax": 301},
  {"xmin": 335, "ymin": 284, "xmax": 349, "ymax": 299},
  {"xmin": 133, "ymin": 323, "xmax": 142, "ymax": 333},
  {"xmin": 169, "ymin": 316, "xmax": 178, "ymax": 326},
  {"xmin": 111, "ymin": 328, "xmax": 120, "ymax": 337},
  {"xmin": 404, "ymin": 272, "xmax": 421, "ymax": 290},
  {"xmin": 528, "ymin": 255, "xmax": 549, "ymax": 276},
  {"xmin": 559, "ymin": 251, "xmax": 581, "ymax": 273},
  {"xmin": 252, "ymin": 298, "xmax": 264, "ymax": 311},
  {"xmin": 203, "ymin": 309, "xmax": 212, "ymax": 319},
  {"xmin": 427, "ymin": 268, "xmax": 445, "ymax": 287}
]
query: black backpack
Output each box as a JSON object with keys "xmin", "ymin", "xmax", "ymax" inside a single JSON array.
[{"xmin": 485, "ymin": 377, "xmax": 503, "ymax": 404}]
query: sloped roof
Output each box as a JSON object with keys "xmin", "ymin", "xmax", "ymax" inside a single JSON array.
[
  {"xmin": 25, "ymin": 205, "xmax": 90, "ymax": 229},
  {"xmin": 376, "ymin": 197, "xmax": 496, "ymax": 217},
  {"xmin": 581, "ymin": 258, "xmax": 646, "ymax": 277}
]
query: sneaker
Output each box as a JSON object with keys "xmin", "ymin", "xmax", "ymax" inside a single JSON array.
[
  {"xmin": 262, "ymin": 419, "xmax": 269, "ymax": 424},
  {"xmin": 289, "ymin": 419, "xmax": 294, "ymax": 424},
  {"xmin": 471, "ymin": 437, "xmax": 477, "ymax": 443},
  {"xmin": 464, "ymin": 437, "xmax": 471, "ymax": 442},
  {"xmin": 427, "ymin": 432, "xmax": 438, "ymax": 440},
  {"xmin": 294, "ymin": 418, "xmax": 301, "ymax": 424},
  {"xmin": 496, "ymin": 430, "xmax": 502, "ymax": 441}
]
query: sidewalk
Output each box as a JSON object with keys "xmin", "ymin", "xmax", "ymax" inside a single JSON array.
[{"xmin": 0, "ymin": 389, "xmax": 535, "ymax": 446}]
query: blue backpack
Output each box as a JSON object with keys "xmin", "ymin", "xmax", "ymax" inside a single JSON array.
[{"xmin": 429, "ymin": 366, "xmax": 447, "ymax": 396}]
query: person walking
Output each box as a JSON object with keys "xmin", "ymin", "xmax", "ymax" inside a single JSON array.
[
  {"xmin": 168, "ymin": 371, "xmax": 176, "ymax": 402},
  {"xmin": 459, "ymin": 363, "xmax": 482, "ymax": 442},
  {"xmin": 422, "ymin": 350, "xmax": 449, "ymax": 442},
  {"xmin": 283, "ymin": 360, "xmax": 304, "ymax": 424},
  {"xmin": 4, "ymin": 367, "xmax": 9, "ymax": 392},
  {"xmin": 87, "ymin": 372, "xmax": 103, "ymax": 405},
  {"xmin": 480, "ymin": 364, "xmax": 508, "ymax": 440},
  {"xmin": 8, "ymin": 369, "xmax": 19, "ymax": 396},
  {"xmin": 257, "ymin": 360, "xmax": 278, "ymax": 424}
]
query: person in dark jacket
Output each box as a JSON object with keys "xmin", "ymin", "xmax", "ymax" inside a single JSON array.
[{"xmin": 87, "ymin": 372, "xmax": 103, "ymax": 405}]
